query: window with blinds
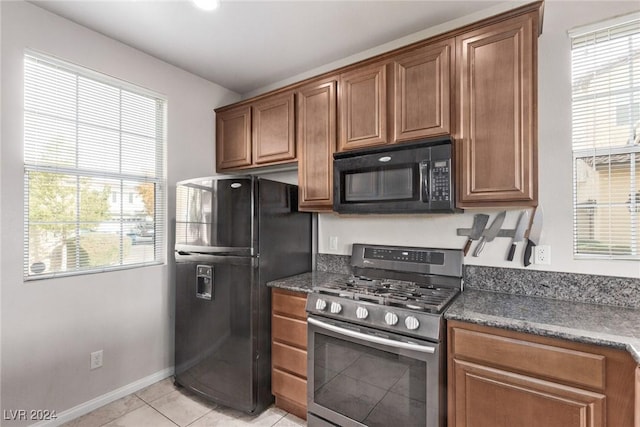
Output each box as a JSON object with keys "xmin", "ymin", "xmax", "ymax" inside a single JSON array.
[
  {"xmin": 24, "ymin": 52, "xmax": 166, "ymax": 279},
  {"xmin": 570, "ymin": 14, "xmax": 640, "ymax": 260}
]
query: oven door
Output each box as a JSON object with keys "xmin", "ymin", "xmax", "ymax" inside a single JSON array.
[{"xmin": 307, "ymin": 315, "xmax": 443, "ymax": 427}]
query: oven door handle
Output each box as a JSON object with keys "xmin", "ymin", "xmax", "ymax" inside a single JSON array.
[{"xmin": 308, "ymin": 317, "xmax": 436, "ymax": 354}]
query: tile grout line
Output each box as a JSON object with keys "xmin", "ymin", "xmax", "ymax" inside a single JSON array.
[
  {"xmin": 148, "ymin": 404, "xmax": 181, "ymax": 427},
  {"xmin": 269, "ymin": 411, "xmax": 288, "ymax": 427},
  {"xmin": 96, "ymin": 402, "xmax": 151, "ymax": 427},
  {"xmin": 184, "ymin": 406, "xmax": 216, "ymax": 427}
]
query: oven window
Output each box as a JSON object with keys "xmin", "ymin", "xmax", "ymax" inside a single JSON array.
[
  {"xmin": 344, "ymin": 166, "xmax": 414, "ymax": 202},
  {"xmin": 313, "ymin": 333, "xmax": 426, "ymax": 426}
]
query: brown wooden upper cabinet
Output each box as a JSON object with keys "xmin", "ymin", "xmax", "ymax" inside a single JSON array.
[
  {"xmin": 456, "ymin": 12, "xmax": 538, "ymax": 207},
  {"xmin": 296, "ymin": 79, "xmax": 337, "ymax": 212},
  {"xmin": 338, "ymin": 62, "xmax": 388, "ymax": 151},
  {"xmin": 214, "ymin": 3, "xmax": 543, "ymax": 209},
  {"xmin": 252, "ymin": 92, "xmax": 296, "ymax": 165},
  {"xmin": 392, "ymin": 38, "xmax": 453, "ymax": 143},
  {"xmin": 216, "ymin": 105, "xmax": 252, "ymax": 171},
  {"xmin": 216, "ymin": 92, "xmax": 296, "ymax": 172}
]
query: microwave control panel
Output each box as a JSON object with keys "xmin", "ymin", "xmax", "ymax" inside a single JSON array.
[{"xmin": 431, "ymin": 160, "xmax": 451, "ymax": 202}]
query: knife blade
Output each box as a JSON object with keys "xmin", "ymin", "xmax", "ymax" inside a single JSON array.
[
  {"xmin": 507, "ymin": 210, "xmax": 529, "ymax": 261},
  {"xmin": 473, "ymin": 211, "xmax": 506, "ymax": 257},
  {"xmin": 524, "ymin": 206, "xmax": 544, "ymax": 267},
  {"xmin": 463, "ymin": 214, "xmax": 489, "ymax": 256}
]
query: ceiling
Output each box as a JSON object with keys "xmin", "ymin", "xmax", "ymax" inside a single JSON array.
[{"xmin": 30, "ymin": 0, "xmax": 508, "ymax": 95}]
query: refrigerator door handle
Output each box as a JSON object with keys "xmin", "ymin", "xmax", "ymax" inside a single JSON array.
[{"xmin": 175, "ymin": 245, "xmax": 253, "ymax": 257}]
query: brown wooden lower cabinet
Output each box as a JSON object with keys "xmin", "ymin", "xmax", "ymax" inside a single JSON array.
[
  {"xmin": 271, "ymin": 288, "xmax": 308, "ymax": 420},
  {"xmin": 448, "ymin": 321, "xmax": 637, "ymax": 427},
  {"xmin": 636, "ymin": 366, "xmax": 640, "ymax": 426}
]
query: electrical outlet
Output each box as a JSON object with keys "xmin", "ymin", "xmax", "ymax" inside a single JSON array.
[
  {"xmin": 329, "ymin": 236, "xmax": 338, "ymax": 251},
  {"xmin": 90, "ymin": 350, "xmax": 103, "ymax": 370},
  {"xmin": 534, "ymin": 245, "xmax": 551, "ymax": 265}
]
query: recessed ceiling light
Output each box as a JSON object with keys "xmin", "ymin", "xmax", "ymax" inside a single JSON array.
[{"xmin": 192, "ymin": 0, "xmax": 220, "ymax": 12}]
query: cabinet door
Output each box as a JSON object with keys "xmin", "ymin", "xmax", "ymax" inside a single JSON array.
[
  {"xmin": 393, "ymin": 39, "xmax": 453, "ymax": 143},
  {"xmin": 216, "ymin": 106, "xmax": 252, "ymax": 170},
  {"xmin": 451, "ymin": 359, "xmax": 605, "ymax": 427},
  {"xmin": 339, "ymin": 62, "xmax": 388, "ymax": 151},
  {"xmin": 297, "ymin": 80, "xmax": 337, "ymax": 211},
  {"xmin": 456, "ymin": 12, "xmax": 537, "ymax": 207},
  {"xmin": 252, "ymin": 92, "xmax": 296, "ymax": 165}
]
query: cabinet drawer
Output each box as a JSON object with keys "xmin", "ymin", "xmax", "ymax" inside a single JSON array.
[
  {"xmin": 273, "ymin": 368, "xmax": 307, "ymax": 408},
  {"xmin": 273, "ymin": 341, "xmax": 307, "ymax": 378},
  {"xmin": 273, "ymin": 314, "xmax": 307, "ymax": 348},
  {"xmin": 451, "ymin": 327, "xmax": 605, "ymax": 390},
  {"xmin": 272, "ymin": 289, "xmax": 307, "ymax": 319}
]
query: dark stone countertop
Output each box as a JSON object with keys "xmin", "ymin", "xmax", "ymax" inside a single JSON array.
[
  {"xmin": 266, "ymin": 271, "xmax": 351, "ymax": 294},
  {"xmin": 445, "ymin": 289, "xmax": 640, "ymax": 364}
]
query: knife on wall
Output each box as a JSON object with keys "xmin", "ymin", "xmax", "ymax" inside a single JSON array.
[
  {"xmin": 473, "ymin": 211, "xmax": 506, "ymax": 257},
  {"xmin": 463, "ymin": 214, "xmax": 489, "ymax": 256},
  {"xmin": 524, "ymin": 207, "xmax": 543, "ymax": 267},
  {"xmin": 507, "ymin": 210, "xmax": 529, "ymax": 261}
]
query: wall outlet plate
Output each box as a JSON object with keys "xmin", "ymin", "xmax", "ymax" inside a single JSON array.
[
  {"xmin": 329, "ymin": 236, "xmax": 338, "ymax": 251},
  {"xmin": 90, "ymin": 350, "xmax": 103, "ymax": 370},
  {"xmin": 534, "ymin": 245, "xmax": 551, "ymax": 265}
]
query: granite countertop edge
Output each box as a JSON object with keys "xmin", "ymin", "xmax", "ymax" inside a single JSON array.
[
  {"xmin": 266, "ymin": 271, "xmax": 351, "ymax": 294},
  {"xmin": 445, "ymin": 289, "xmax": 640, "ymax": 364}
]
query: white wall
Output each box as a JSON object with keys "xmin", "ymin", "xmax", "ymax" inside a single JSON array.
[
  {"xmin": 0, "ymin": 1, "xmax": 239, "ymax": 424},
  {"xmin": 251, "ymin": 1, "xmax": 640, "ymax": 279}
]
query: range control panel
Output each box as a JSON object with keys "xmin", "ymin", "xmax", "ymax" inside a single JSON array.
[
  {"xmin": 363, "ymin": 248, "xmax": 444, "ymax": 265},
  {"xmin": 352, "ymin": 244, "xmax": 463, "ymax": 278}
]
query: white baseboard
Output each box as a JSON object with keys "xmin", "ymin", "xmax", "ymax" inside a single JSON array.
[{"xmin": 31, "ymin": 367, "xmax": 175, "ymax": 427}]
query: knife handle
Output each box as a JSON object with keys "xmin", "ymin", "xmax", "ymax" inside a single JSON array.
[
  {"xmin": 463, "ymin": 239, "xmax": 472, "ymax": 256},
  {"xmin": 473, "ymin": 238, "xmax": 486, "ymax": 257},
  {"xmin": 524, "ymin": 239, "xmax": 536, "ymax": 267},
  {"xmin": 507, "ymin": 243, "xmax": 516, "ymax": 261}
]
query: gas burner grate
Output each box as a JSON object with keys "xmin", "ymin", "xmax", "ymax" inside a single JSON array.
[{"xmin": 315, "ymin": 275, "xmax": 459, "ymax": 314}]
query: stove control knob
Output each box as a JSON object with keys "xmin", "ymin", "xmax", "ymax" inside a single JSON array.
[
  {"xmin": 384, "ymin": 312, "xmax": 399, "ymax": 326},
  {"xmin": 315, "ymin": 299, "xmax": 327, "ymax": 311},
  {"xmin": 330, "ymin": 302, "xmax": 342, "ymax": 314},
  {"xmin": 356, "ymin": 306, "xmax": 369, "ymax": 319},
  {"xmin": 405, "ymin": 316, "xmax": 420, "ymax": 330}
]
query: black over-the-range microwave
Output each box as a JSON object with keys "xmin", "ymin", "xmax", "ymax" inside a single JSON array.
[{"xmin": 333, "ymin": 136, "xmax": 457, "ymax": 214}]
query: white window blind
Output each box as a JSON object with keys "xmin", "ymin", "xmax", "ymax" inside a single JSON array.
[
  {"xmin": 570, "ymin": 14, "xmax": 640, "ymax": 260},
  {"xmin": 24, "ymin": 52, "xmax": 166, "ymax": 279}
]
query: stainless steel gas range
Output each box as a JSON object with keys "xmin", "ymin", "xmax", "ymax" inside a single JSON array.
[{"xmin": 306, "ymin": 244, "xmax": 463, "ymax": 427}]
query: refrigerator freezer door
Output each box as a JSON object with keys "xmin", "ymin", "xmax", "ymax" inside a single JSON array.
[
  {"xmin": 175, "ymin": 177, "xmax": 254, "ymax": 252},
  {"xmin": 174, "ymin": 253, "xmax": 257, "ymax": 412}
]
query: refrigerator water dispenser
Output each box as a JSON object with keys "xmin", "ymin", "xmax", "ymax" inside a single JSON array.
[{"xmin": 196, "ymin": 265, "xmax": 213, "ymax": 300}]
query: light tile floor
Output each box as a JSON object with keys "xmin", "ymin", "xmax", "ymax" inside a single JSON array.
[{"xmin": 62, "ymin": 378, "xmax": 307, "ymax": 427}]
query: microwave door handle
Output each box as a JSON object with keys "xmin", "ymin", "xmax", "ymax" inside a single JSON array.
[
  {"xmin": 420, "ymin": 161, "xmax": 430, "ymax": 202},
  {"xmin": 308, "ymin": 317, "xmax": 435, "ymax": 354}
]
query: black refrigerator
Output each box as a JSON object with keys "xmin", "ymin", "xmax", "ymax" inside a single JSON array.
[{"xmin": 174, "ymin": 176, "xmax": 311, "ymax": 414}]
